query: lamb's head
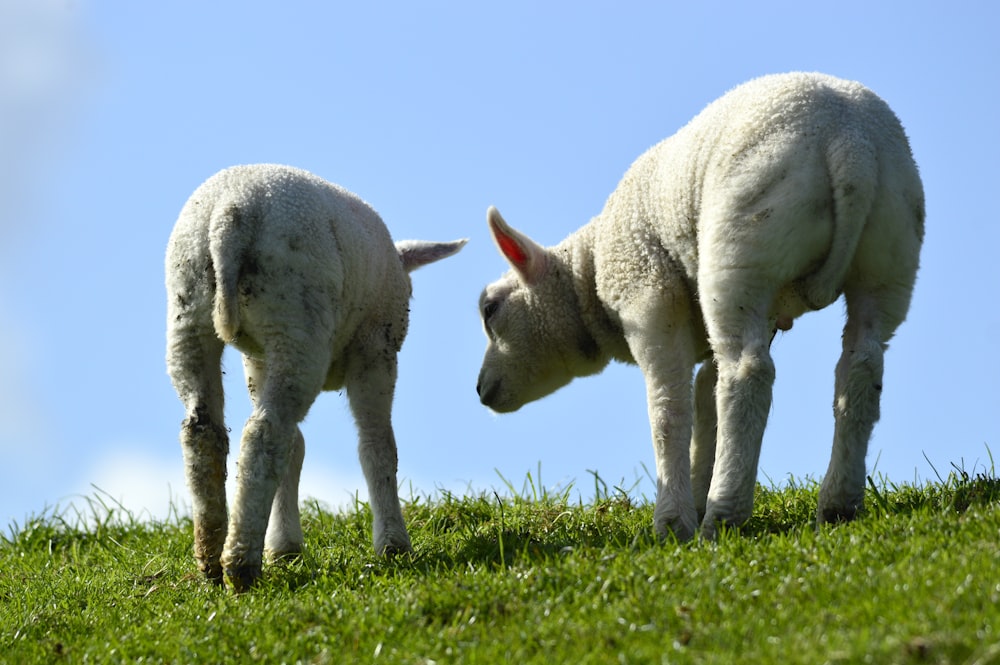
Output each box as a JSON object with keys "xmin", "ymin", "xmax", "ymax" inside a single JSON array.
[{"xmin": 476, "ymin": 207, "xmax": 605, "ymax": 413}]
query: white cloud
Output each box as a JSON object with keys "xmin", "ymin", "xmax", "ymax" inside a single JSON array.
[
  {"xmin": 77, "ymin": 447, "xmax": 372, "ymax": 523},
  {"xmin": 82, "ymin": 450, "xmax": 188, "ymax": 522}
]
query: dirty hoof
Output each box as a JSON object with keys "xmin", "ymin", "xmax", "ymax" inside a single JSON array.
[
  {"xmin": 225, "ymin": 565, "xmax": 262, "ymax": 593},
  {"xmin": 379, "ymin": 541, "xmax": 413, "ymax": 558},
  {"xmin": 199, "ymin": 559, "xmax": 225, "ymax": 586},
  {"xmin": 818, "ymin": 504, "xmax": 861, "ymax": 525}
]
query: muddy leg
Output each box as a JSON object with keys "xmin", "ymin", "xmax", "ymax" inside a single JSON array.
[{"xmin": 168, "ymin": 330, "xmax": 229, "ymax": 584}]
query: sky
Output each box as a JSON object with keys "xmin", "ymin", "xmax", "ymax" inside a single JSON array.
[{"xmin": 1, "ymin": 0, "xmax": 998, "ymax": 529}]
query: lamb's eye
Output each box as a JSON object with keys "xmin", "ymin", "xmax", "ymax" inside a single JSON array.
[{"xmin": 483, "ymin": 300, "xmax": 499, "ymax": 321}]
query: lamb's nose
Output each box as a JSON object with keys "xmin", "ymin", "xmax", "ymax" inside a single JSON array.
[{"xmin": 476, "ymin": 373, "xmax": 496, "ymax": 406}]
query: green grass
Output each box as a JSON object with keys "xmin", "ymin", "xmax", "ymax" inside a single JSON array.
[{"xmin": 3, "ymin": 467, "xmax": 1000, "ymax": 664}]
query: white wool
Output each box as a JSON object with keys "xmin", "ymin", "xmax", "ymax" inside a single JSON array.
[
  {"xmin": 478, "ymin": 73, "xmax": 924, "ymax": 540},
  {"xmin": 166, "ymin": 163, "xmax": 465, "ymax": 589}
]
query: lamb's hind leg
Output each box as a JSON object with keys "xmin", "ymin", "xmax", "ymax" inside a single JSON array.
[
  {"xmin": 700, "ymin": 283, "xmax": 776, "ymax": 539},
  {"xmin": 265, "ymin": 427, "xmax": 306, "ymax": 561},
  {"xmin": 167, "ymin": 329, "xmax": 228, "ymax": 584},
  {"xmin": 223, "ymin": 339, "xmax": 327, "ymax": 591},
  {"xmin": 345, "ymin": 345, "xmax": 411, "ymax": 556},
  {"xmin": 242, "ymin": 355, "xmax": 305, "ymax": 562},
  {"xmin": 691, "ymin": 360, "xmax": 718, "ymax": 522},
  {"xmin": 817, "ymin": 289, "xmax": 899, "ymax": 523}
]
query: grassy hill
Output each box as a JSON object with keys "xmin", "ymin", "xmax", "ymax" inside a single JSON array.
[{"xmin": 3, "ymin": 468, "xmax": 999, "ymax": 664}]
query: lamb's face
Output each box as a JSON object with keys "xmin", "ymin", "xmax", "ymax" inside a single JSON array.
[{"xmin": 476, "ymin": 273, "xmax": 578, "ymax": 413}]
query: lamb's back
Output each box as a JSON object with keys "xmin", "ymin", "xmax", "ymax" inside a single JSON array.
[
  {"xmin": 591, "ymin": 72, "xmax": 915, "ymax": 303},
  {"xmin": 169, "ymin": 164, "xmax": 409, "ymax": 356}
]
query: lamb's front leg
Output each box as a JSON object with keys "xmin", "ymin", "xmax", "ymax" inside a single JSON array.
[
  {"xmin": 626, "ymin": 315, "xmax": 699, "ymax": 542},
  {"xmin": 647, "ymin": 372, "xmax": 698, "ymax": 542},
  {"xmin": 346, "ymin": 351, "xmax": 412, "ymax": 556}
]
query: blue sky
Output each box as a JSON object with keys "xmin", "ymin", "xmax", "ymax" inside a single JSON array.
[{"xmin": 1, "ymin": 0, "xmax": 997, "ymax": 527}]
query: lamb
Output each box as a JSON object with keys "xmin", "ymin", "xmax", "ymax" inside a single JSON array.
[
  {"xmin": 476, "ymin": 72, "xmax": 924, "ymax": 540},
  {"xmin": 166, "ymin": 163, "xmax": 466, "ymax": 590}
]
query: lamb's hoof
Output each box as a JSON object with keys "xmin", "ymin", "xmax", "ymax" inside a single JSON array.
[
  {"xmin": 225, "ymin": 564, "xmax": 262, "ymax": 593},
  {"xmin": 198, "ymin": 559, "xmax": 224, "ymax": 586},
  {"xmin": 699, "ymin": 521, "xmax": 719, "ymax": 541},
  {"xmin": 699, "ymin": 509, "xmax": 750, "ymax": 541},
  {"xmin": 375, "ymin": 526, "xmax": 413, "ymax": 557},
  {"xmin": 378, "ymin": 539, "xmax": 413, "ymax": 558},
  {"xmin": 817, "ymin": 504, "xmax": 861, "ymax": 525},
  {"xmin": 654, "ymin": 514, "xmax": 697, "ymax": 543},
  {"xmin": 383, "ymin": 544, "xmax": 412, "ymax": 557},
  {"xmin": 265, "ymin": 545, "xmax": 304, "ymax": 565}
]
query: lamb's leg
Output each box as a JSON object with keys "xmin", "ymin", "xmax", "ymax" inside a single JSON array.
[
  {"xmin": 223, "ymin": 342, "xmax": 326, "ymax": 591},
  {"xmin": 265, "ymin": 428, "xmax": 305, "ymax": 560},
  {"xmin": 700, "ymin": 285, "xmax": 776, "ymax": 539},
  {"xmin": 345, "ymin": 348, "xmax": 411, "ymax": 555},
  {"xmin": 624, "ymin": 304, "xmax": 700, "ymax": 542},
  {"xmin": 817, "ymin": 291, "xmax": 892, "ymax": 523},
  {"xmin": 242, "ymin": 356, "xmax": 305, "ymax": 561},
  {"xmin": 645, "ymin": 362, "xmax": 698, "ymax": 542},
  {"xmin": 691, "ymin": 360, "xmax": 718, "ymax": 522},
  {"xmin": 167, "ymin": 330, "xmax": 228, "ymax": 584}
]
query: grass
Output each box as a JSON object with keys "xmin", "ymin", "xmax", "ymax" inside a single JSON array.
[{"xmin": 2, "ymin": 467, "xmax": 1000, "ymax": 664}]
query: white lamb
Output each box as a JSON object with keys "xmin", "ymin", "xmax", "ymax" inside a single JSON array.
[
  {"xmin": 166, "ymin": 164, "xmax": 465, "ymax": 590},
  {"xmin": 476, "ymin": 72, "xmax": 924, "ymax": 540}
]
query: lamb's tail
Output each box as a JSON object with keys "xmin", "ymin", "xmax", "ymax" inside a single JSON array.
[
  {"xmin": 800, "ymin": 129, "xmax": 878, "ymax": 310},
  {"xmin": 208, "ymin": 204, "xmax": 250, "ymax": 342}
]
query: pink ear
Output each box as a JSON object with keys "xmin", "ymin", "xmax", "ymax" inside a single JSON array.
[
  {"xmin": 495, "ymin": 230, "xmax": 528, "ymax": 267},
  {"xmin": 487, "ymin": 206, "xmax": 547, "ymax": 284}
]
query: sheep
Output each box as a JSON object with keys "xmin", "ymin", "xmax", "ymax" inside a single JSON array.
[
  {"xmin": 166, "ymin": 163, "xmax": 466, "ymax": 590},
  {"xmin": 476, "ymin": 72, "xmax": 924, "ymax": 541}
]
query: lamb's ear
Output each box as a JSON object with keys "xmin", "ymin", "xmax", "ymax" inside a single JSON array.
[
  {"xmin": 396, "ymin": 238, "xmax": 468, "ymax": 273},
  {"xmin": 487, "ymin": 206, "xmax": 548, "ymax": 285}
]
